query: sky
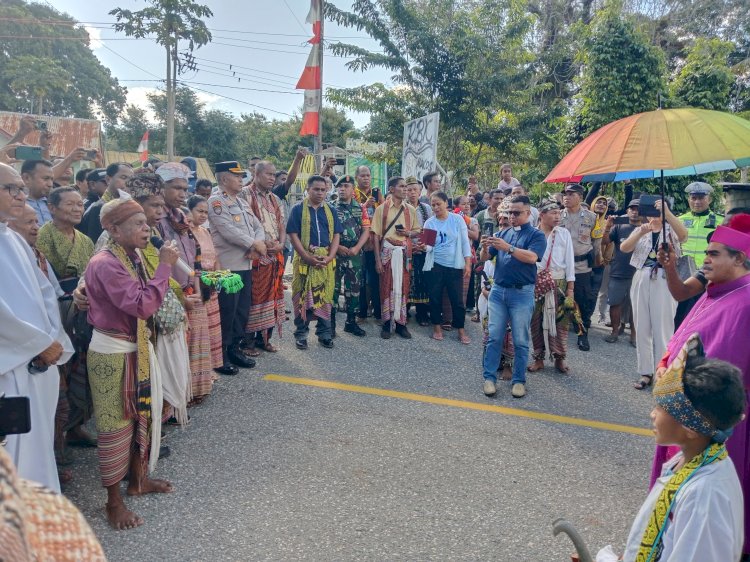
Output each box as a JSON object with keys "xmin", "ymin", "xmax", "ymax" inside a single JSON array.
[{"xmin": 47, "ymin": 0, "xmax": 393, "ymax": 128}]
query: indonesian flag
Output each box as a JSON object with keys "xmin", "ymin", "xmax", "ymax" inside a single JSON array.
[
  {"xmin": 297, "ymin": 0, "xmax": 322, "ymax": 137},
  {"xmin": 295, "ymin": 43, "xmax": 320, "ymax": 90},
  {"xmin": 299, "ymin": 90, "xmax": 320, "ymax": 136},
  {"xmin": 137, "ymin": 131, "xmax": 149, "ymax": 162}
]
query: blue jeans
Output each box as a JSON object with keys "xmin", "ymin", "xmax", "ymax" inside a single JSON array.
[{"xmin": 482, "ymin": 284, "xmax": 535, "ymax": 384}]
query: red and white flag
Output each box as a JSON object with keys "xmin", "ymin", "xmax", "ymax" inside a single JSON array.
[
  {"xmin": 297, "ymin": 0, "xmax": 322, "ymax": 137},
  {"xmin": 137, "ymin": 131, "xmax": 149, "ymax": 162}
]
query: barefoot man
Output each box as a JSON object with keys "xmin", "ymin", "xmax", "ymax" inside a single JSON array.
[{"xmin": 85, "ymin": 198, "xmax": 179, "ymax": 529}]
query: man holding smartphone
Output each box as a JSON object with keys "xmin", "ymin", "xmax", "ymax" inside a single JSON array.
[{"xmin": 479, "ymin": 195, "xmax": 546, "ymax": 398}]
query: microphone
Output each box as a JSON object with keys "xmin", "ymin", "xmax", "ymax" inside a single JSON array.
[{"xmin": 149, "ymin": 236, "xmax": 195, "ymax": 278}]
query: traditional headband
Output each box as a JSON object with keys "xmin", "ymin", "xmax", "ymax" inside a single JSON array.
[
  {"xmin": 653, "ymin": 333, "xmax": 729, "ymax": 443},
  {"xmin": 127, "ymin": 173, "xmax": 164, "ymax": 200},
  {"xmin": 101, "ymin": 199, "xmax": 144, "ymax": 232},
  {"xmin": 539, "ymin": 200, "xmax": 562, "ymax": 213},
  {"xmin": 711, "ymin": 224, "xmax": 750, "ymax": 256},
  {"xmin": 156, "ymin": 162, "xmax": 194, "ymax": 182}
]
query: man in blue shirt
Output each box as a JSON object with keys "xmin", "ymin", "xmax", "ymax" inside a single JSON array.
[
  {"xmin": 287, "ymin": 175, "xmax": 344, "ymax": 349},
  {"xmin": 479, "ymin": 196, "xmax": 546, "ymax": 398}
]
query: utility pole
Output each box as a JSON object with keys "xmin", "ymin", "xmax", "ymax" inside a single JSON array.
[
  {"xmin": 315, "ymin": 12, "xmax": 324, "ymax": 159},
  {"xmin": 165, "ymin": 24, "xmax": 176, "ymax": 161}
]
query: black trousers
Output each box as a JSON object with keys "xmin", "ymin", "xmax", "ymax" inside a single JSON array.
[
  {"xmin": 574, "ymin": 270, "xmax": 594, "ymax": 331},
  {"xmin": 428, "ymin": 263, "xmax": 466, "ymax": 329},
  {"xmin": 358, "ymin": 250, "xmax": 381, "ymax": 319},
  {"xmin": 218, "ymin": 269, "xmax": 252, "ymax": 347}
]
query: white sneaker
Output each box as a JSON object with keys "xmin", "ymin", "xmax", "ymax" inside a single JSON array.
[
  {"xmin": 511, "ymin": 383, "xmax": 526, "ymax": 398},
  {"xmin": 483, "ymin": 379, "xmax": 496, "ymax": 396}
]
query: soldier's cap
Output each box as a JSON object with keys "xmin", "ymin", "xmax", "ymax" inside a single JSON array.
[
  {"xmin": 562, "ymin": 183, "xmax": 585, "ymax": 195},
  {"xmin": 336, "ymin": 175, "xmax": 356, "ymax": 187},
  {"xmin": 215, "ymin": 161, "xmax": 245, "ymax": 175},
  {"xmin": 628, "ymin": 199, "xmax": 640, "ymax": 208},
  {"xmin": 685, "ymin": 181, "xmax": 713, "ymax": 195},
  {"xmin": 87, "ymin": 168, "xmax": 107, "ymax": 183},
  {"xmin": 405, "ymin": 176, "xmax": 421, "ymax": 186}
]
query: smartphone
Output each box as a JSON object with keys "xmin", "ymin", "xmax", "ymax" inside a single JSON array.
[
  {"xmin": 0, "ymin": 396, "xmax": 31, "ymax": 437},
  {"xmin": 85, "ymin": 149, "xmax": 97, "ymax": 160},
  {"xmin": 483, "ymin": 222, "xmax": 495, "ymax": 237},
  {"xmin": 614, "ymin": 216, "xmax": 630, "ymax": 225},
  {"xmin": 35, "ymin": 120, "xmax": 47, "ymax": 131},
  {"xmin": 447, "ymin": 197, "xmax": 454, "ymax": 208},
  {"xmin": 395, "ymin": 224, "xmax": 405, "ymax": 232},
  {"xmin": 335, "ymin": 157, "xmax": 346, "ymax": 166},
  {"xmin": 371, "ymin": 188, "xmax": 380, "ymax": 201},
  {"xmin": 14, "ymin": 145, "xmax": 43, "ymax": 160}
]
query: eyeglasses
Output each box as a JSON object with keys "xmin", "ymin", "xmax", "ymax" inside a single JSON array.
[
  {"xmin": 508, "ymin": 210, "xmax": 526, "ymax": 217},
  {"xmin": 1, "ymin": 184, "xmax": 28, "ymax": 198}
]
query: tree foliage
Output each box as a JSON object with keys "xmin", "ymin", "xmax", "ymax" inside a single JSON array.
[
  {"xmin": 670, "ymin": 38, "xmax": 735, "ymax": 110},
  {"xmin": 0, "ymin": 0, "xmax": 126, "ymax": 123}
]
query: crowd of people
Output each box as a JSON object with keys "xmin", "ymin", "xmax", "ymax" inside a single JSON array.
[{"xmin": 2, "ymin": 119, "xmax": 750, "ymax": 561}]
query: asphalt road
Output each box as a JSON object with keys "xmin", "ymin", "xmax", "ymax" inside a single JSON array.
[{"xmin": 64, "ymin": 296, "xmax": 656, "ymax": 561}]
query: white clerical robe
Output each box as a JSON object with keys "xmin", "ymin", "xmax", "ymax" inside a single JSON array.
[
  {"xmin": 0, "ymin": 222, "xmax": 72, "ymax": 493},
  {"xmin": 599, "ymin": 453, "xmax": 744, "ymax": 562}
]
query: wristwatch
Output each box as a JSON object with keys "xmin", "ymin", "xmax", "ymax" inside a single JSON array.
[{"xmin": 508, "ymin": 245, "xmax": 516, "ymax": 254}]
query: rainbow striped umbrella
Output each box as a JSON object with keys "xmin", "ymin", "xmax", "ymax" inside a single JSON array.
[{"xmin": 544, "ymin": 108, "xmax": 750, "ymax": 184}]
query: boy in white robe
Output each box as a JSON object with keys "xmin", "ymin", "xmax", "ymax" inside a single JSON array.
[
  {"xmin": 0, "ymin": 162, "xmax": 72, "ymax": 493},
  {"xmin": 596, "ymin": 333, "xmax": 745, "ymax": 562}
]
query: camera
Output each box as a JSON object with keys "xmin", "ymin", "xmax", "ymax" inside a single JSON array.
[
  {"xmin": 85, "ymin": 149, "xmax": 98, "ymax": 160},
  {"xmin": 35, "ymin": 120, "xmax": 47, "ymax": 131}
]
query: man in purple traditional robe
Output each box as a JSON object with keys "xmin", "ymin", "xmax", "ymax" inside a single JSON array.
[{"xmin": 651, "ymin": 213, "xmax": 750, "ymax": 557}]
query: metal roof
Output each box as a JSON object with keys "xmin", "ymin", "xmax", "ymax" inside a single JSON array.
[{"xmin": 0, "ymin": 111, "xmax": 102, "ymax": 158}]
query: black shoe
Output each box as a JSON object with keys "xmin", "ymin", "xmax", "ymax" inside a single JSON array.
[
  {"xmin": 214, "ymin": 364, "xmax": 239, "ymax": 376},
  {"xmin": 318, "ymin": 338, "xmax": 334, "ymax": 349},
  {"xmin": 577, "ymin": 334, "xmax": 590, "ymax": 351},
  {"xmin": 395, "ymin": 324, "xmax": 412, "ymax": 339},
  {"xmin": 167, "ymin": 415, "xmax": 189, "ymax": 426},
  {"xmin": 380, "ymin": 327, "xmax": 392, "ymax": 339},
  {"xmin": 344, "ymin": 321, "xmax": 366, "ymax": 337},
  {"xmin": 228, "ymin": 346, "xmax": 256, "ymax": 368},
  {"xmin": 158, "ymin": 445, "xmax": 171, "ymax": 460},
  {"xmin": 295, "ymin": 339, "xmax": 308, "ymax": 350}
]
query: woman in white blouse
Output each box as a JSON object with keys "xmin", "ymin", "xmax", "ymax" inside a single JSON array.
[
  {"xmin": 620, "ymin": 198, "xmax": 687, "ymax": 390},
  {"xmin": 527, "ymin": 201, "xmax": 576, "ymax": 374}
]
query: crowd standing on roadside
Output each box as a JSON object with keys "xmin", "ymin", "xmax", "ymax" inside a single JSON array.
[{"xmin": 2, "ymin": 114, "xmax": 750, "ymax": 562}]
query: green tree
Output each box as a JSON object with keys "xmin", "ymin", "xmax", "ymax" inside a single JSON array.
[
  {"xmin": 110, "ymin": 0, "xmax": 213, "ymax": 159},
  {"xmin": 0, "ymin": 0, "xmax": 126, "ymax": 123},
  {"xmin": 572, "ymin": 3, "xmax": 667, "ymax": 139},
  {"xmin": 670, "ymin": 38, "xmax": 735, "ymax": 110}
]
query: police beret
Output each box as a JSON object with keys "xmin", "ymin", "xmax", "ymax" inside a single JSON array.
[
  {"xmin": 562, "ymin": 183, "xmax": 585, "ymax": 195},
  {"xmin": 215, "ymin": 161, "xmax": 244, "ymax": 174}
]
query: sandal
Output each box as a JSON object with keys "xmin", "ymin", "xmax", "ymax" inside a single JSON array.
[
  {"xmin": 430, "ymin": 333, "xmax": 444, "ymax": 341},
  {"xmin": 633, "ymin": 375, "xmax": 653, "ymax": 390},
  {"xmin": 459, "ymin": 335, "xmax": 471, "ymax": 345},
  {"xmin": 527, "ymin": 360, "xmax": 545, "ymax": 372},
  {"xmin": 260, "ymin": 342, "xmax": 279, "ymax": 353}
]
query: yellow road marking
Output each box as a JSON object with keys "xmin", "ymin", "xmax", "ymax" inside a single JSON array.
[{"xmin": 263, "ymin": 374, "xmax": 652, "ymax": 437}]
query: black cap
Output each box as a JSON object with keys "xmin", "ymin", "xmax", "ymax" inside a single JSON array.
[
  {"xmin": 336, "ymin": 175, "xmax": 355, "ymax": 187},
  {"xmin": 562, "ymin": 183, "xmax": 585, "ymax": 195},
  {"xmin": 628, "ymin": 199, "xmax": 640, "ymax": 208},
  {"xmin": 87, "ymin": 168, "xmax": 107, "ymax": 182},
  {"xmin": 215, "ymin": 161, "xmax": 244, "ymax": 174}
]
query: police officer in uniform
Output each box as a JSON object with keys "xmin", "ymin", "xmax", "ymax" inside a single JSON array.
[
  {"xmin": 560, "ymin": 183, "xmax": 600, "ymax": 351},
  {"xmin": 208, "ymin": 161, "xmax": 266, "ymax": 374},
  {"xmin": 674, "ymin": 181, "xmax": 721, "ymax": 327}
]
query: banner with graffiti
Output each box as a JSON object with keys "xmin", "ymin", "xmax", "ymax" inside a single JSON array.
[{"xmin": 401, "ymin": 112, "xmax": 439, "ymax": 182}]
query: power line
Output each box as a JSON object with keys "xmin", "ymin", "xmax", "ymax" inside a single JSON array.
[
  {"xmin": 176, "ymin": 80, "xmax": 300, "ymax": 94},
  {"xmin": 281, "ymin": 0, "xmax": 310, "ymax": 34},
  {"xmin": 181, "ymin": 83, "xmax": 295, "ymax": 117},
  {"xmin": 192, "ymin": 61, "xmax": 299, "ymax": 88},
  {"xmin": 100, "ymin": 42, "xmax": 162, "ymax": 80},
  {"xmin": 189, "ymin": 67, "xmax": 299, "ymax": 90},
  {"xmin": 190, "ymin": 55, "xmax": 302, "ymax": 80}
]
